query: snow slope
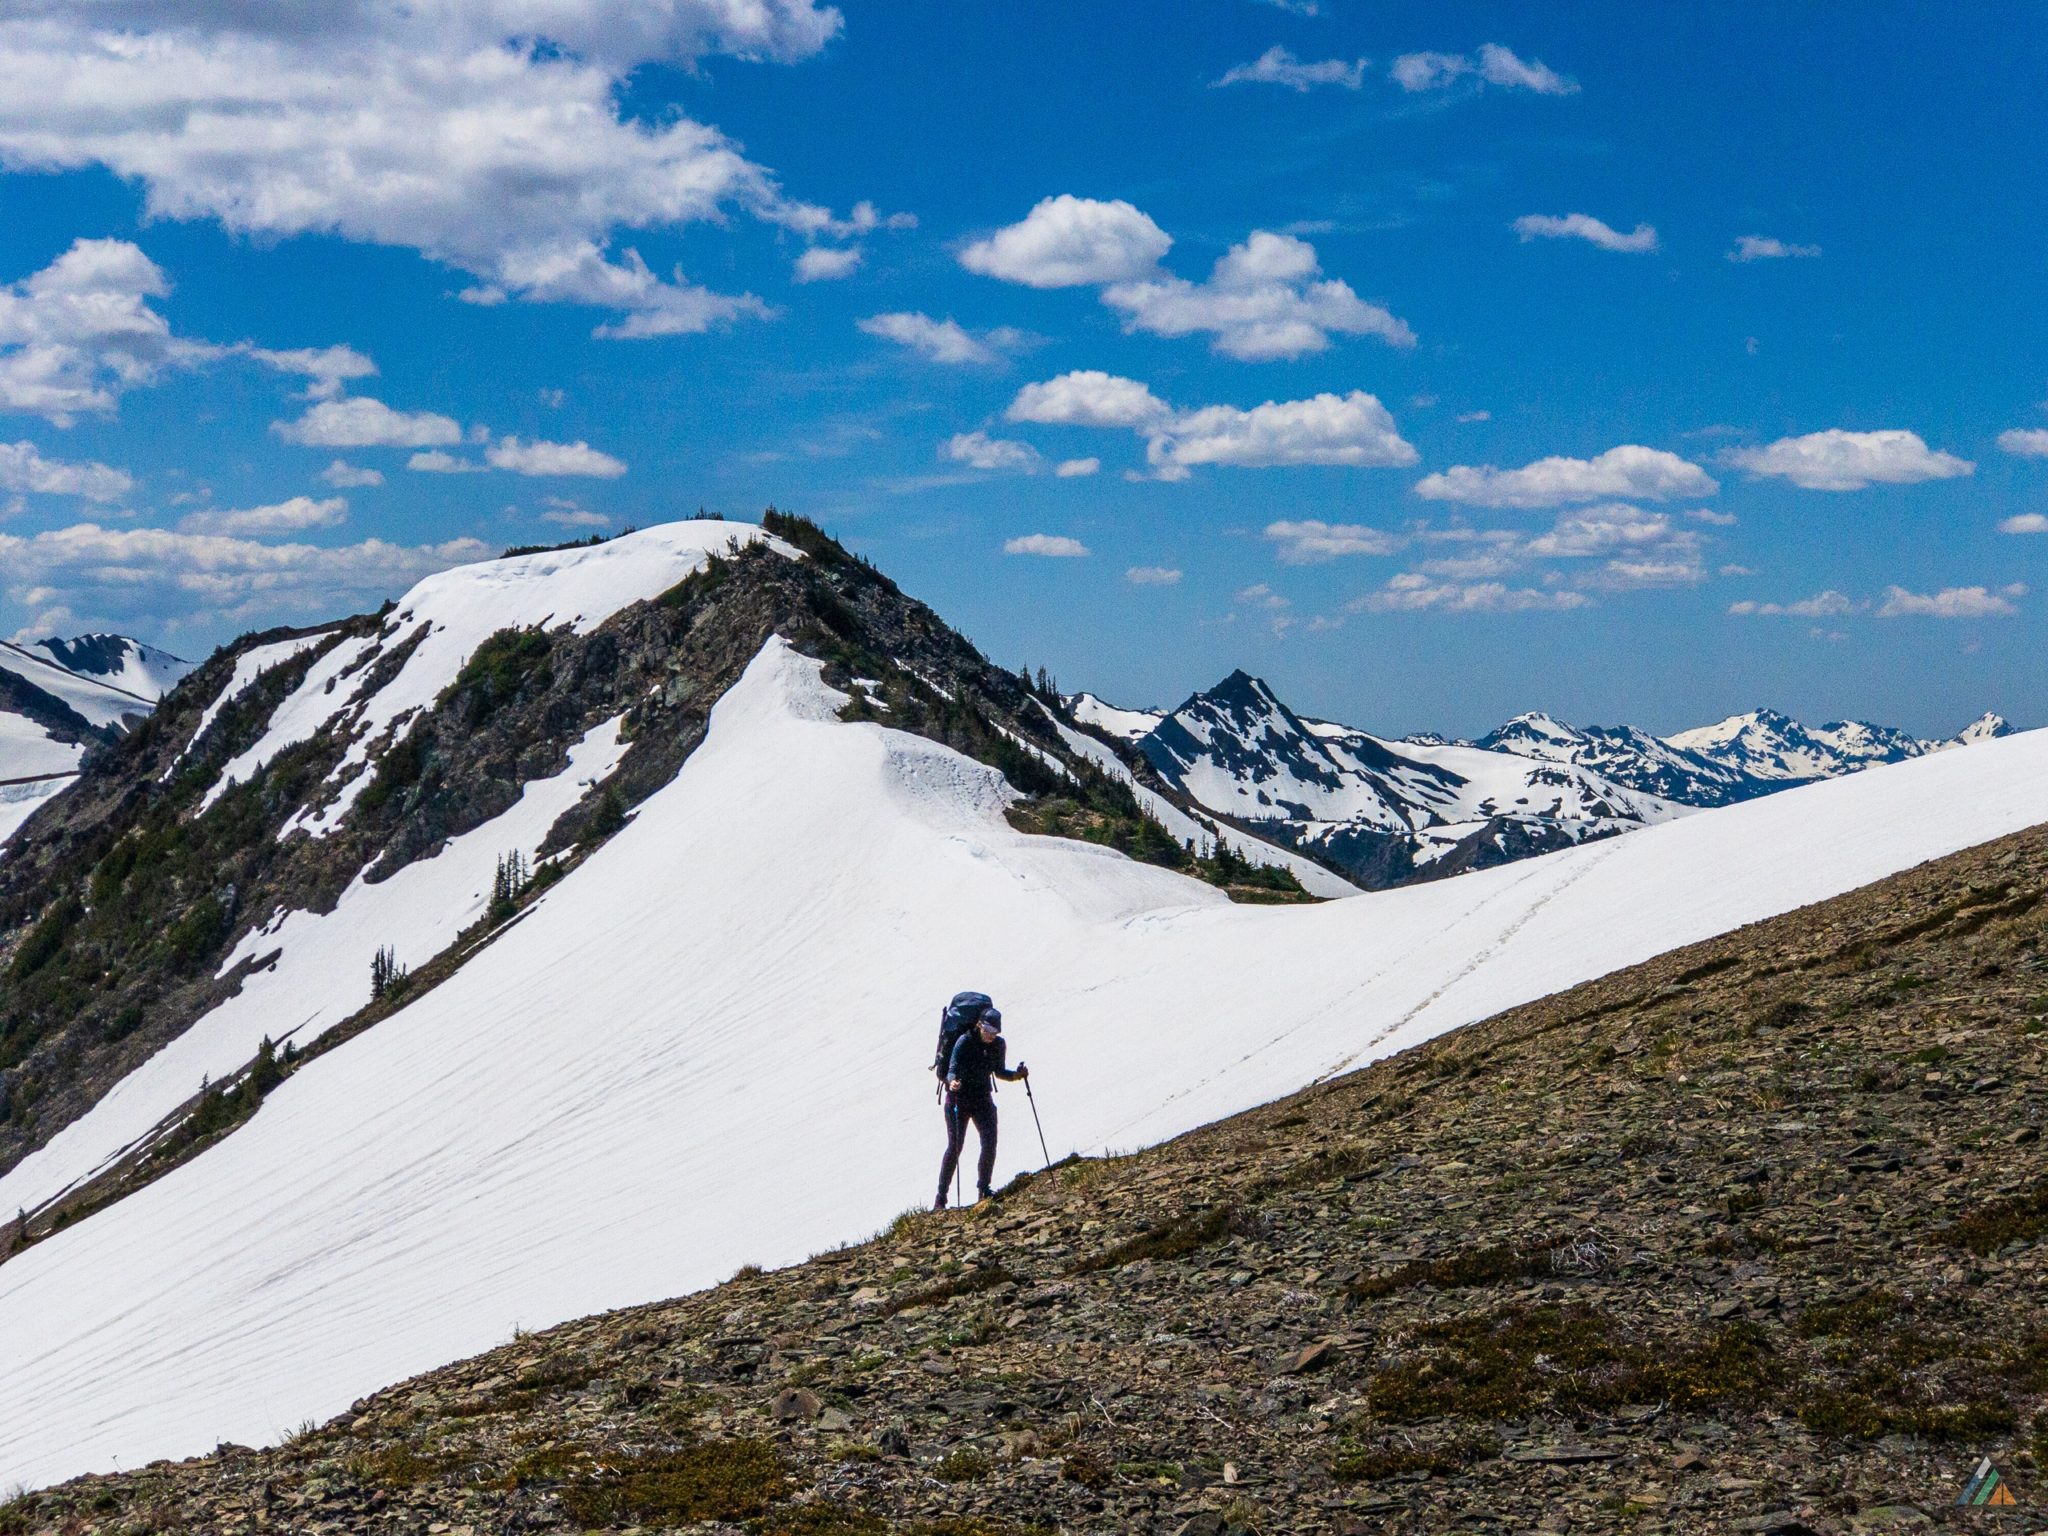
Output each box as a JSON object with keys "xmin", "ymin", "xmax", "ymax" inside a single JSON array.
[
  {"xmin": 4, "ymin": 638, "xmax": 2048, "ymax": 1489},
  {"xmin": 0, "ymin": 638, "xmax": 179, "ymax": 731}
]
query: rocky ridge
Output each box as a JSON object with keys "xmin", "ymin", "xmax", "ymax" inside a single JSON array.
[{"xmin": 9, "ymin": 818, "xmax": 2045, "ymax": 1535}]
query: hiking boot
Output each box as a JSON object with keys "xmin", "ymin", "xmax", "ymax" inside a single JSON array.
[
  {"xmin": 932, "ymin": 1192, "xmax": 948, "ymax": 1212},
  {"xmin": 975, "ymin": 1184, "xmax": 993, "ymax": 1203}
]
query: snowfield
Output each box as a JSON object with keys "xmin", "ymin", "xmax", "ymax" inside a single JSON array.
[{"xmin": 4, "ymin": 637, "xmax": 2048, "ymax": 1488}]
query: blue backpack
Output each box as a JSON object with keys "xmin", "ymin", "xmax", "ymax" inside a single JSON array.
[{"xmin": 933, "ymin": 991, "xmax": 992, "ymax": 1074}]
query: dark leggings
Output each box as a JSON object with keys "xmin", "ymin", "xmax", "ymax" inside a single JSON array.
[{"xmin": 938, "ymin": 1096, "xmax": 998, "ymax": 1201}]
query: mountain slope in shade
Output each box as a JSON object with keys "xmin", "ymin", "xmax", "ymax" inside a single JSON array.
[
  {"xmin": 2, "ymin": 625, "xmax": 2048, "ymax": 1486},
  {"xmin": 0, "ymin": 636, "xmax": 191, "ymax": 849}
]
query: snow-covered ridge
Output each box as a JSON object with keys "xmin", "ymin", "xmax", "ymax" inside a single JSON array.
[
  {"xmin": 3, "ymin": 636, "xmax": 2047, "ymax": 1490},
  {"xmin": 1, "ymin": 634, "xmax": 192, "ymax": 849},
  {"xmin": 200, "ymin": 521, "xmax": 799, "ymax": 827}
]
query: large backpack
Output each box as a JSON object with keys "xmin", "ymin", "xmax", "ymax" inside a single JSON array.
[{"xmin": 933, "ymin": 991, "xmax": 992, "ymax": 1074}]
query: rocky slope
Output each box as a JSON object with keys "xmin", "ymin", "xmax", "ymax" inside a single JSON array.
[{"xmin": 6, "ymin": 812, "xmax": 2043, "ymax": 1536}]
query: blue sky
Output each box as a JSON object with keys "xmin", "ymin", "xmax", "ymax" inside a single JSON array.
[{"xmin": 0, "ymin": 2, "xmax": 2042, "ymax": 737}]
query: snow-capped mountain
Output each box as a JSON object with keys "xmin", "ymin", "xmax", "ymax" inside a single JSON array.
[
  {"xmin": 1664, "ymin": 707, "xmax": 2012, "ymax": 785},
  {"xmin": 3, "ymin": 516, "xmax": 2047, "ymax": 1490},
  {"xmin": 0, "ymin": 635, "xmax": 191, "ymax": 847},
  {"xmin": 1120, "ymin": 671, "xmax": 1690, "ymax": 887}
]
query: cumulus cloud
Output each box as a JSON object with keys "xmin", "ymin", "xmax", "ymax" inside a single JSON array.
[
  {"xmin": 793, "ymin": 246, "xmax": 862, "ymax": 283},
  {"xmin": 1725, "ymin": 429, "xmax": 1974, "ymax": 491},
  {"xmin": 0, "ymin": 520, "xmax": 491, "ymax": 630},
  {"xmin": 858, "ymin": 312, "xmax": 1022, "ymax": 366},
  {"xmin": 1353, "ymin": 572, "xmax": 1591, "ymax": 613},
  {"xmin": 540, "ymin": 499, "xmax": 609, "ymax": 527},
  {"xmin": 1126, "ymin": 565, "xmax": 1182, "ymax": 585},
  {"xmin": 1008, "ymin": 371, "xmax": 1171, "ymax": 429},
  {"xmin": 1876, "ymin": 583, "xmax": 2024, "ymax": 619},
  {"xmin": 942, "ymin": 431, "xmax": 1043, "ymax": 474},
  {"xmin": 1101, "ymin": 230, "xmax": 1413, "ymax": 360},
  {"xmin": 179, "ymin": 495, "xmax": 348, "ymax": 536},
  {"xmin": 0, "ymin": 438, "xmax": 133, "ymax": 503},
  {"xmin": 1004, "ymin": 375, "xmax": 1415, "ymax": 482},
  {"xmin": 1055, "ymin": 457, "xmax": 1100, "ymax": 478},
  {"xmin": 486, "ymin": 436, "xmax": 627, "ymax": 478},
  {"xmin": 959, "ymin": 195, "xmax": 1171, "ymax": 288},
  {"xmin": 408, "ymin": 450, "xmax": 485, "ymax": 473},
  {"xmin": 1216, "ymin": 46, "xmax": 1367, "ymax": 91},
  {"xmin": 1728, "ymin": 590, "xmax": 1859, "ymax": 618},
  {"xmin": 274, "ymin": 396, "xmax": 462, "ymax": 449},
  {"xmin": 0, "ymin": 4, "xmax": 861, "ymax": 335},
  {"xmin": 1728, "ymin": 235, "xmax": 1821, "ymax": 262},
  {"xmin": 1999, "ymin": 513, "xmax": 2048, "ymax": 534},
  {"xmin": 1391, "ymin": 44, "xmax": 1576, "ymax": 95},
  {"xmin": 1414, "ymin": 445, "xmax": 1716, "ymax": 508},
  {"xmin": 1997, "ymin": 428, "xmax": 2048, "ymax": 458},
  {"xmin": 1147, "ymin": 391, "xmax": 1417, "ymax": 479},
  {"xmin": 1512, "ymin": 214, "xmax": 1658, "ymax": 253},
  {"xmin": 320, "ymin": 459, "xmax": 385, "ymax": 488},
  {"xmin": 1004, "ymin": 534, "xmax": 1089, "ymax": 557},
  {"xmin": 0, "ymin": 238, "xmax": 217, "ymax": 425},
  {"xmin": 1264, "ymin": 519, "xmax": 1402, "ymax": 563}
]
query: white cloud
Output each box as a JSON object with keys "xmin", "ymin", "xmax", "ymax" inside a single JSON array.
[
  {"xmin": 942, "ymin": 431, "xmax": 1042, "ymax": 474},
  {"xmin": 408, "ymin": 450, "xmax": 485, "ymax": 473},
  {"xmin": 1391, "ymin": 44, "xmax": 1576, "ymax": 95},
  {"xmin": 1414, "ymin": 445, "xmax": 1716, "ymax": 508},
  {"xmin": 0, "ymin": 439, "xmax": 133, "ymax": 503},
  {"xmin": 275, "ymin": 396, "xmax": 462, "ymax": 449},
  {"xmin": 0, "ymin": 521, "xmax": 491, "ymax": 629},
  {"xmin": 320, "ymin": 459, "xmax": 385, "ymax": 488},
  {"xmin": 1522, "ymin": 503, "xmax": 1700, "ymax": 561},
  {"xmin": 1728, "ymin": 235, "xmax": 1821, "ymax": 262},
  {"xmin": 1216, "ymin": 46, "xmax": 1367, "ymax": 91},
  {"xmin": 1997, "ymin": 428, "xmax": 2048, "ymax": 458},
  {"xmin": 0, "ymin": 238, "xmax": 216, "ymax": 425},
  {"xmin": 1728, "ymin": 590, "xmax": 1858, "ymax": 618},
  {"xmin": 540, "ymin": 503, "xmax": 610, "ymax": 527},
  {"xmin": 1877, "ymin": 583, "xmax": 2024, "ymax": 619},
  {"xmin": 959, "ymin": 195, "xmax": 1171, "ymax": 288},
  {"xmin": 0, "ymin": 4, "xmax": 857, "ymax": 335},
  {"xmin": 1055, "ymin": 457, "xmax": 1100, "ymax": 478},
  {"xmin": 1512, "ymin": 214, "xmax": 1658, "ymax": 253},
  {"xmin": 1353, "ymin": 572, "xmax": 1591, "ymax": 613},
  {"xmin": 486, "ymin": 436, "xmax": 627, "ymax": 478},
  {"xmin": 1237, "ymin": 583, "xmax": 1290, "ymax": 610},
  {"xmin": 1456, "ymin": 409, "xmax": 1491, "ymax": 423},
  {"xmin": 179, "ymin": 494, "xmax": 348, "ymax": 536},
  {"xmin": 793, "ymin": 246, "xmax": 863, "ymax": 283},
  {"xmin": 1102, "ymin": 230, "xmax": 1413, "ymax": 360},
  {"xmin": 1255, "ymin": 0, "xmax": 1322, "ymax": 12},
  {"xmin": 858, "ymin": 312, "xmax": 1021, "ymax": 366},
  {"xmin": 1004, "ymin": 534, "xmax": 1089, "ymax": 557},
  {"xmin": 1999, "ymin": 513, "xmax": 2048, "ymax": 534},
  {"xmin": 1126, "ymin": 565, "xmax": 1181, "ymax": 585},
  {"xmin": 1149, "ymin": 391, "xmax": 1417, "ymax": 479},
  {"xmin": 1726, "ymin": 429, "xmax": 1974, "ymax": 491},
  {"xmin": 1008, "ymin": 371, "xmax": 1170, "ymax": 429},
  {"xmin": 1264, "ymin": 519, "xmax": 1402, "ymax": 563},
  {"xmin": 242, "ymin": 343, "xmax": 377, "ymax": 401}
]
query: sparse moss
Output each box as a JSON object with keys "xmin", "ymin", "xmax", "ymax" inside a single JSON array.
[
  {"xmin": 558, "ymin": 1438, "xmax": 788, "ymax": 1525},
  {"xmin": 1942, "ymin": 1176, "xmax": 2048, "ymax": 1255},
  {"xmin": 934, "ymin": 1447, "xmax": 994, "ymax": 1482}
]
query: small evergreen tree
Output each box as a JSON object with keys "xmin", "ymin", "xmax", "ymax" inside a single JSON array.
[
  {"xmin": 250, "ymin": 1036, "xmax": 283, "ymax": 1096},
  {"xmin": 13, "ymin": 1207, "xmax": 26, "ymax": 1248},
  {"xmin": 370, "ymin": 945, "xmax": 408, "ymax": 1001}
]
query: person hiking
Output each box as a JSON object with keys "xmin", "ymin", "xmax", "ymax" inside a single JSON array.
[{"xmin": 935, "ymin": 1006, "xmax": 1027, "ymax": 1210}]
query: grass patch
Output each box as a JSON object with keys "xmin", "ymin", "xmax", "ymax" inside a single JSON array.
[
  {"xmin": 559, "ymin": 1439, "xmax": 788, "ymax": 1526},
  {"xmin": 1332, "ymin": 1431, "xmax": 1500, "ymax": 1482},
  {"xmin": 1074, "ymin": 1202, "xmax": 1269, "ymax": 1272},
  {"xmin": 880, "ymin": 1264, "xmax": 1016, "ymax": 1318},
  {"xmin": 935, "ymin": 1447, "xmax": 994, "ymax": 1483},
  {"xmin": 1941, "ymin": 1176, "xmax": 2048, "ymax": 1255},
  {"xmin": 1348, "ymin": 1237, "xmax": 1564, "ymax": 1300}
]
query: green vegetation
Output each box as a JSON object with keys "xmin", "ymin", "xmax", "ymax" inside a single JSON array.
[
  {"xmin": 557, "ymin": 1439, "xmax": 788, "ymax": 1525},
  {"xmin": 1075, "ymin": 1201, "xmax": 1268, "ymax": 1272},
  {"xmin": 1942, "ymin": 1175, "xmax": 2048, "ymax": 1255},
  {"xmin": 450, "ymin": 626, "xmax": 553, "ymax": 719}
]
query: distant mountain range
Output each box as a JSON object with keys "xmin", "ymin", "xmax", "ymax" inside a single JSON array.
[
  {"xmin": 0, "ymin": 635, "xmax": 191, "ymax": 845},
  {"xmin": 1071, "ymin": 677, "xmax": 2010, "ymax": 888}
]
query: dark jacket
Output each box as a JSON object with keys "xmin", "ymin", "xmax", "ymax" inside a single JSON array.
[{"xmin": 947, "ymin": 1030, "xmax": 1022, "ymax": 1104}]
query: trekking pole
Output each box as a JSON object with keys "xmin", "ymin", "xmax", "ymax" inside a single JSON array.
[{"xmin": 1022, "ymin": 1071, "xmax": 1052, "ymax": 1171}]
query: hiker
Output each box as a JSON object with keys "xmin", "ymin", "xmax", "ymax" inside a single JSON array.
[{"xmin": 935, "ymin": 1005, "xmax": 1027, "ymax": 1209}]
